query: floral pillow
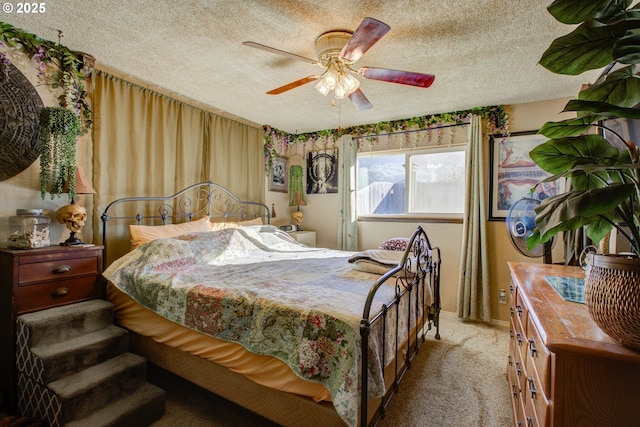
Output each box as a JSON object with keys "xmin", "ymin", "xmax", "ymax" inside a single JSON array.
[{"xmin": 378, "ymin": 237, "xmax": 410, "ymax": 251}]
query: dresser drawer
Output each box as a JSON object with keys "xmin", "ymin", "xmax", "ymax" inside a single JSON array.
[
  {"xmin": 18, "ymin": 254, "xmax": 99, "ymax": 285},
  {"xmin": 507, "ymin": 358, "xmax": 524, "ymax": 427},
  {"xmin": 514, "ymin": 289, "xmax": 528, "ymax": 334},
  {"xmin": 510, "ymin": 319, "xmax": 527, "ymax": 390},
  {"xmin": 16, "ymin": 276, "xmax": 99, "ymax": 314},
  {"xmin": 526, "ymin": 317, "xmax": 551, "ymax": 398},
  {"xmin": 525, "ymin": 371, "xmax": 550, "ymax": 427}
]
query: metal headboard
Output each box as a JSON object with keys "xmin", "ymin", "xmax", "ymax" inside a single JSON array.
[{"xmin": 100, "ymin": 181, "xmax": 270, "ymax": 269}]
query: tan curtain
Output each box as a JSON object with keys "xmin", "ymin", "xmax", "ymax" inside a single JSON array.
[
  {"xmin": 204, "ymin": 114, "xmax": 264, "ymax": 203},
  {"xmin": 91, "ymin": 71, "xmax": 264, "ymax": 262},
  {"xmin": 457, "ymin": 114, "xmax": 491, "ymax": 322},
  {"xmin": 337, "ymin": 135, "xmax": 358, "ymax": 250}
]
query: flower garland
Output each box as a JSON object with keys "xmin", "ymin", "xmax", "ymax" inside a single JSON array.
[
  {"xmin": 0, "ymin": 22, "xmax": 92, "ymax": 134},
  {"xmin": 263, "ymin": 105, "xmax": 509, "ymax": 172}
]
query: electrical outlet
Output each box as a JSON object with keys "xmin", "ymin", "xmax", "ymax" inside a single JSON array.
[{"xmin": 499, "ymin": 289, "xmax": 507, "ymax": 304}]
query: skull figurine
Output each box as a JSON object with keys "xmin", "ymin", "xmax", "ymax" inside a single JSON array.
[
  {"xmin": 291, "ymin": 210, "xmax": 304, "ymax": 230},
  {"xmin": 56, "ymin": 203, "xmax": 88, "ymax": 233}
]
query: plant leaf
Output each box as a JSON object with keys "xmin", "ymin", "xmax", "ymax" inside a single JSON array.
[
  {"xmin": 563, "ymin": 99, "xmax": 640, "ymax": 119},
  {"xmin": 613, "ymin": 32, "xmax": 640, "ymax": 63},
  {"xmin": 529, "ymin": 134, "xmax": 620, "ymax": 174},
  {"xmin": 538, "ymin": 115, "xmax": 604, "ymax": 138},
  {"xmin": 527, "ymin": 184, "xmax": 635, "ymax": 246},
  {"xmin": 584, "ymin": 216, "xmax": 617, "ymax": 242},
  {"xmin": 578, "ymin": 65, "xmax": 640, "ymax": 106},
  {"xmin": 548, "ymin": 0, "xmax": 631, "ymax": 24},
  {"xmin": 540, "ymin": 19, "xmax": 640, "ymax": 75}
]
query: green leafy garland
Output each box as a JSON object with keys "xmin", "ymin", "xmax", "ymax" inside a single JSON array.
[
  {"xmin": 0, "ymin": 22, "xmax": 92, "ymax": 134},
  {"xmin": 39, "ymin": 107, "xmax": 82, "ymax": 200},
  {"xmin": 264, "ymin": 105, "xmax": 508, "ymax": 172}
]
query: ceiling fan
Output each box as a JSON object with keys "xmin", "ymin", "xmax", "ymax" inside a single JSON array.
[{"xmin": 243, "ymin": 17, "xmax": 435, "ymax": 111}]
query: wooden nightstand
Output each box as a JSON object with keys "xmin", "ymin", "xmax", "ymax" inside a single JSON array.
[
  {"xmin": 0, "ymin": 245, "xmax": 103, "ymax": 413},
  {"xmin": 287, "ymin": 230, "xmax": 316, "ymax": 247}
]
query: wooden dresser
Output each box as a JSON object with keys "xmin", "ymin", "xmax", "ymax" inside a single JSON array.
[
  {"xmin": 0, "ymin": 245, "xmax": 103, "ymax": 413},
  {"xmin": 507, "ymin": 262, "xmax": 640, "ymax": 427}
]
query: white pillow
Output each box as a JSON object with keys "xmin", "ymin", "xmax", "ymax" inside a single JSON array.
[
  {"xmin": 129, "ymin": 216, "xmax": 212, "ymax": 250},
  {"xmin": 209, "ymin": 217, "xmax": 263, "ymax": 231}
]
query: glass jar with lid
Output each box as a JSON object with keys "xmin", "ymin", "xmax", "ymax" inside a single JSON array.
[{"xmin": 7, "ymin": 209, "xmax": 51, "ymax": 249}]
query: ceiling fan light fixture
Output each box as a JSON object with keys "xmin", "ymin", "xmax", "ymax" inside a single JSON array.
[
  {"xmin": 342, "ymin": 72, "xmax": 360, "ymax": 92},
  {"xmin": 323, "ymin": 68, "xmax": 339, "ymax": 90},
  {"xmin": 334, "ymin": 83, "xmax": 348, "ymax": 99},
  {"xmin": 315, "ymin": 79, "xmax": 330, "ymax": 96}
]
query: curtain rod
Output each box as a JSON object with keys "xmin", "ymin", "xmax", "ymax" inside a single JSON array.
[{"xmin": 352, "ymin": 122, "xmax": 468, "ymax": 140}]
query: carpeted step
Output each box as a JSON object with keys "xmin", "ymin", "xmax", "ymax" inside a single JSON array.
[
  {"xmin": 48, "ymin": 352, "xmax": 149, "ymax": 424},
  {"xmin": 16, "ymin": 300, "xmax": 115, "ymax": 348},
  {"xmin": 66, "ymin": 382, "xmax": 165, "ymax": 427},
  {"xmin": 19, "ymin": 325, "xmax": 129, "ymax": 384}
]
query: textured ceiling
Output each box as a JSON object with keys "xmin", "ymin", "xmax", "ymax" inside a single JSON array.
[{"xmin": 4, "ymin": 0, "xmax": 599, "ymax": 134}]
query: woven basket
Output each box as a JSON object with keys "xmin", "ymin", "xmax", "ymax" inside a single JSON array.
[{"xmin": 585, "ymin": 254, "xmax": 640, "ymax": 351}]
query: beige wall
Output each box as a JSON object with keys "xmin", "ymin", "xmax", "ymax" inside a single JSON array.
[
  {"xmin": 266, "ymin": 97, "xmax": 576, "ymax": 322},
  {"xmin": 0, "ymin": 50, "xmax": 95, "ymax": 247}
]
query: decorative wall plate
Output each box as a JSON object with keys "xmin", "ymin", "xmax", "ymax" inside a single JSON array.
[{"xmin": 0, "ymin": 62, "xmax": 44, "ymax": 182}]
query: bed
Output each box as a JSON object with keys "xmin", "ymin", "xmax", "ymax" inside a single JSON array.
[{"xmin": 100, "ymin": 181, "xmax": 441, "ymax": 427}]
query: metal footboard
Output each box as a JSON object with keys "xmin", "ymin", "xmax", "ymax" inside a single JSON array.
[{"xmin": 360, "ymin": 225, "xmax": 441, "ymax": 426}]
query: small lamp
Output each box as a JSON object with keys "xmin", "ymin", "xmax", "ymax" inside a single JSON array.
[
  {"xmin": 55, "ymin": 166, "xmax": 95, "ymax": 246},
  {"xmin": 288, "ymin": 165, "xmax": 306, "ymax": 231}
]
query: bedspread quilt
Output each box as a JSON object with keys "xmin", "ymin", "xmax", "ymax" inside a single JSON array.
[{"xmin": 103, "ymin": 225, "xmax": 410, "ymax": 427}]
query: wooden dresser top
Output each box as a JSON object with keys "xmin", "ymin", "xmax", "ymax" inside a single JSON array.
[{"xmin": 508, "ymin": 261, "xmax": 640, "ymax": 364}]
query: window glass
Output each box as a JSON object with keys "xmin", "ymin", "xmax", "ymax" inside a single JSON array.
[
  {"xmin": 408, "ymin": 150, "xmax": 466, "ymax": 214},
  {"xmin": 357, "ymin": 148, "xmax": 466, "ymax": 216}
]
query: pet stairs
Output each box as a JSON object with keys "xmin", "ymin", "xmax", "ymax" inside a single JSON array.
[{"xmin": 15, "ymin": 299, "xmax": 165, "ymax": 427}]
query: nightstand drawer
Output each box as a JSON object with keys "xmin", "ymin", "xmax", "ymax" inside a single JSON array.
[
  {"xmin": 287, "ymin": 231, "xmax": 316, "ymax": 247},
  {"xmin": 18, "ymin": 254, "xmax": 99, "ymax": 285},
  {"xmin": 16, "ymin": 276, "xmax": 100, "ymax": 314}
]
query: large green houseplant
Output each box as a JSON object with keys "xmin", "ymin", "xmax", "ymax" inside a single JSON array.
[
  {"xmin": 527, "ymin": 0, "xmax": 640, "ymax": 258},
  {"xmin": 528, "ymin": 0, "xmax": 640, "ymax": 351}
]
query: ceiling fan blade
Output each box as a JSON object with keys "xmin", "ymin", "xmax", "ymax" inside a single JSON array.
[
  {"xmin": 359, "ymin": 67, "xmax": 435, "ymax": 88},
  {"xmin": 266, "ymin": 75, "xmax": 318, "ymax": 95},
  {"xmin": 348, "ymin": 88, "xmax": 373, "ymax": 111},
  {"xmin": 339, "ymin": 17, "xmax": 390, "ymax": 63},
  {"xmin": 243, "ymin": 41, "xmax": 319, "ymax": 65}
]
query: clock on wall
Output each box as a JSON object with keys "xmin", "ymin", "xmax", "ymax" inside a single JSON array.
[{"xmin": 0, "ymin": 61, "xmax": 44, "ymax": 182}]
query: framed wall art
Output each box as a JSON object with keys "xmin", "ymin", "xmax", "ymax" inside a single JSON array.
[
  {"xmin": 489, "ymin": 131, "xmax": 563, "ymax": 220},
  {"xmin": 307, "ymin": 149, "xmax": 338, "ymax": 194},
  {"xmin": 268, "ymin": 156, "xmax": 288, "ymax": 192}
]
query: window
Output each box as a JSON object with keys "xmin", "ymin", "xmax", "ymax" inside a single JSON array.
[{"xmin": 357, "ymin": 147, "xmax": 466, "ymax": 217}]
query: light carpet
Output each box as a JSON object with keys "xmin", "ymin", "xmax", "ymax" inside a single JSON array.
[{"xmin": 149, "ymin": 312, "xmax": 513, "ymax": 427}]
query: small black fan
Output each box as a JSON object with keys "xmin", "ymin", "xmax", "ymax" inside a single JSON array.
[{"xmin": 506, "ymin": 197, "xmax": 554, "ymax": 259}]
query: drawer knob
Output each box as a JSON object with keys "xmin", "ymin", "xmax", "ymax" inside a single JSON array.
[
  {"xmin": 508, "ymin": 355, "xmax": 513, "ymax": 366},
  {"xmin": 516, "ymin": 361, "xmax": 522, "ymax": 376},
  {"xmin": 528, "ymin": 338, "xmax": 538, "ymax": 357},
  {"xmin": 52, "ymin": 287, "xmax": 70, "ymax": 297},
  {"xmin": 53, "ymin": 265, "xmax": 72, "ymax": 274},
  {"xmin": 516, "ymin": 332, "xmax": 523, "ymax": 346},
  {"xmin": 526, "ymin": 416, "xmax": 534, "ymax": 427},
  {"xmin": 516, "ymin": 304, "xmax": 523, "ymax": 317}
]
